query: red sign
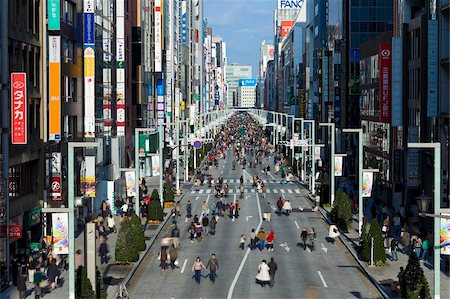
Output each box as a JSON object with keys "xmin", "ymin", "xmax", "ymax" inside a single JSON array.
[
  {"xmin": 11, "ymin": 73, "xmax": 27, "ymax": 144},
  {"xmin": 379, "ymin": 44, "xmax": 391, "ymax": 123},
  {"xmin": 280, "ymin": 21, "xmax": 295, "ymax": 38},
  {"xmin": 50, "ymin": 176, "xmax": 61, "ymax": 198},
  {"xmin": 0, "ymin": 225, "xmax": 22, "ymax": 239}
]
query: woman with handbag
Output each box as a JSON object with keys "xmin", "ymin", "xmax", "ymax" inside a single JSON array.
[
  {"xmin": 169, "ymin": 244, "xmax": 178, "ymax": 269},
  {"xmin": 159, "ymin": 246, "xmax": 168, "ymax": 271},
  {"xmin": 27, "ymin": 256, "xmax": 36, "ymax": 283},
  {"xmin": 255, "ymin": 260, "xmax": 271, "ymax": 287},
  {"xmin": 191, "ymin": 257, "xmax": 207, "ymax": 284}
]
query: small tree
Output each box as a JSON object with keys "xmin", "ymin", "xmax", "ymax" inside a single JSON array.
[
  {"xmin": 96, "ymin": 269, "xmax": 107, "ymax": 299},
  {"xmin": 359, "ymin": 222, "xmax": 370, "ymax": 262},
  {"xmin": 147, "ymin": 188, "xmax": 164, "ymax": 221},
  {"xmin": 331, "ymin": 190, "xmax": 352, "ymax": 230},
  {"xmin": 163, "ymin": 178, "xmax": 175, "ymax": 203},
  {"xmin": 368, "ymin": 219, "xmax": 386, "ymax": 265},
  {"xmin": 129, "ymin": 214, "xmax": 146, "ymax": 251},
  {"xmin": 115, "ymin": 217, "xmax": 139, "ymax": 263},
  {"xmin": 76, "ymin": 266, "xmax": 95, "ymax": 299},
  {"xmin": 400, "ymin": 253, "xmax": 431, "ymax": 298}
]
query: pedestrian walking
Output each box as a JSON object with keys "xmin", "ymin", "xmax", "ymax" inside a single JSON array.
[
  {"xmin": 194, "ymin": 222, "xmax": 203, "ymax": 241},
  {"xmin": 264, "ymin": 203, "xmax": 272, "ymax": 222},
  {"xmin": 47, "ymin": 259, "xmax": 60, "ymax": 290},
  {"xmin": 17, "ymin": 266, "xmax": 27, "ymax": 299},
  {"xmin": 186, "ymin": 200, "xmax": 192, "ymax": 220},
  {"xmin": 255, "ymin": 259, "xmax": 271, "ymax": 287},
  {"xmin": 309, "ymin": 228, "xmax": 317, "ymax": 251},
  {"xmin": 239, "ymin": 234, "xmax": 246, "ymax": 250},
  {"xmin": 202, "ymin": 215, "xmax": 209, "ymax": 235},
  {"xmin": 276, "ymin": 197, "xmax": 283, "ymax": 215},
  {"xmin": 34, "ymin": 266, "xmax": 43, "ymax": 298},
  {"xmin": 268, "ymin": 257, "xmax": 278, "ymax": 288},
  {"xmin": 107, "ymin": 214, "xmax": 116, "ymax": 234},
  {"xmin": 201, "ymin": 201, "xmax": 209, "ymax": 216},
  {"xmin": 256, "ymin": 228, "xmax": 267, "ymax": 251},
  {"xmin": 192, "ymin": 257, "xmax": 207, "ymax": 284},
  {"xmin": 169, "ymin": 244, "xmax": 178, "ymax": 269},
  {"xmin": 266, "ymin": 230, "xmax": 275, "ymax": 251},
  {"xmin": 249, "ymin": 228, "xmax": 257, "ymax": 250},
  {"xmin": 27, "ymin": 256, "xmax": 36, "ymax": 283},
  {"xmin": 421, "ymin": 238, "xmax": 429, "ymax": 261},
  {"xmin": 301, "ymin": 228, "xmax": 308, "ymax": 250},
  {"xmin": 99, "ymin": 236, "xmax": 109, "ymax": 264},
  {"xmin": 282, "ymin": 199, "xmax": 293, "ymax": 216},
  {"xmin": 390, "ymin": 238, "xmax": 399, "ymax": 261},
  {"xmin": 209, "ymin": 216, "xmax": 217, "ymax": 236},
  {"xmin": 171, "ymin": 225, "xmax": 180, "ymax": 248},
  {"xmin": 159, "ymin": 246, "xmax": 168, "ymax": 271},
  {"xmin": 206, "ymin": 254, "xmax": 220, "ymax": 283}
]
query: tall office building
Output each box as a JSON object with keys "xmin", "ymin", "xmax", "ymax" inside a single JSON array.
[
  {"xmin": 237, "ymin": 79, "xmax": 257, "ymax": 108},
  {"xmin": 258, "ymin": 41, "xmax": 274, "ymax": 109},
  {"xmin": 226, "ymin": 63, "xmax": 252, "ymax": 107}
]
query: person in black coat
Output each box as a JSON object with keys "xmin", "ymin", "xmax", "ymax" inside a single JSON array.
[
  {"xmin": 47, "ymin": 259, "xmax": 60, "ymax": 290},
  {"xmin": 99, "ymin": 237, "xmax": 109, "ymax": 264},
  {"xmin": 268, "ymin": 257, "xmax": 278, "ymax": 288},
  {"xmin": 16, "ymin": 265, "xmax": 27, "ymax": 299}
]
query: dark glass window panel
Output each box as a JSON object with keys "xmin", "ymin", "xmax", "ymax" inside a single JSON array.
[
  {"xmin": 351, "ymin": 22, "xmax": 360, "ymax": 32},
  {"xmin": 360, "ymin": 22, "xmax": 368, "ymax": 32},
  {"xmin": 377, "ymin": 22, "xmax": 385, "ymax": 32}
]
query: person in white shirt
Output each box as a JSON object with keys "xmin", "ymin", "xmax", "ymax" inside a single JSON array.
[{"xmin": 107, "ymin": 214, "xmax": 116, "ymax": 233}]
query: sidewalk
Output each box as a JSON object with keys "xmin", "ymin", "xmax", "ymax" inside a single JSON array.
[{"xmin": 312, "ymin": 198, "xmax": 450, "ymax": 298}]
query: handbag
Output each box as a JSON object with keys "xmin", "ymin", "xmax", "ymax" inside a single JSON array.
[
  {"xmin": 39, "ymin": 279, "xmax": 49, "ymax": 288},
  {"xmin": 174, "ymin": 259, "xmax": 179, "ymax": 266}
]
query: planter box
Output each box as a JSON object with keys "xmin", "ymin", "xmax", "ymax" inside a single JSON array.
[
  {"xmin": 164, "ymin": 202, "xmax": 174, "ymax": 209},
  {"xmin": 148, "ymin": 220, "xmax": 161, "ymax": 225}
]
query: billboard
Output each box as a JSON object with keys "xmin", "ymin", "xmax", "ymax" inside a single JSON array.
[
  {"xmin": 278, "ymin": 0, "xmax": 304, "ymax": 9},
  {"xmin": 11, "ymin": 73, "xmax": 27, "ymax": 144},
  {"xmin": 181, "ymin": 1, "xmax": 187, "ymax": 44},
  {"xmin": 49, "ymin": 36, "xmax": 61, "ymax": 141},
  {"xmin": 379, "ymin": 44, "xmax": 391, "ymax": 123},
  {"xmin": 81, "ymin": 156, "xmax": 96, "ymax": 197},
  {"xmin": 125, "ymin": 171, "xmax": 136, "ymax": 197},
  {"xmin": 238, "ymin": 79, "xmax": 257, "ymax": 86},
  {"xmin": 334, "ymin": 156, "xmax": 343, "ymax": 177},
  {"xmin": 151, "ymin": 155, "xmax": 161, "ymax": 176},
  {"xmin": 50, "ymin": 152, "xmax": 62, "ymax": 198},
  {"xmin": 280, "ymin": 20, "xmax": 295, "ymax": 38},
  {"xmin": 84, "ymin": 0, "xmax": 95, "ymax": 137},
  {"xmin": 48, "ymin": 0, "xmax": 61, "ymax": 30},
  {"xmin": 441, "ymin": 215, "xmax": 450, "ymax": 255},
  {"xmin": 116, "ymin": 0, "xmax": 125, "ymax": 135},
  {"xmin": 154, "ymin": 0, "xmax": 162, "ymax": 72},
  {"xmin": 362, "ymin": 171, "xmax": 374, "ymax": 197},
  {"xmin": 52, "ymin": 213, "xmax": 69, "ymax": 254}
]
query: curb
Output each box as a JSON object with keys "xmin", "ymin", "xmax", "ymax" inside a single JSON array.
[
  {"xmin": 121, "ymin": 191, "xmax": 187, "ymax": 288},
  {"xmin": 304, "ymin": 192, "xmax": 389, "ymax": 299}
]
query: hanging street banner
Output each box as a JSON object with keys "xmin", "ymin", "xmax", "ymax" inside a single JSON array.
[
  {"xmin": 48, "ymin": 0, "xmax": 61, "ymax": 30},
  {"xmin": 52, "ymin": 213, "xmax": 69, "ymax": 254},
  {"xmin": 84, "ymin": 0, "xmax": 95, "ymax": 137},
  {"xmin": 362, "ymin": 171, "xmax": 374, "ymax": 197},
  {"xmin": 334, "ymin": 156, "xmax": 343, "ymax": 177},
  {"xmin": 49, "ymin": 36, "xmax": 61, "ymax": 140},
  {"xmin": 11, "ymin": 73, "xmax": 27, "ymax": 144},
  {"xmin": 441, "ymin": 215, "xmax": 450, "ymax": 255},
  {"xmin": 125, "ymin": 171, "xmax": 136, "ymax": 197},
  {"xmin": 379, "ymin": 44, "xmax": 391, "ymax": 123},
  {"xmin": 81, "ymin": 156, "xmax": 96, "ymax": 197},
  {"xmin": 151, "ymin": 155, "xmax": 161, "ymax": 176}
]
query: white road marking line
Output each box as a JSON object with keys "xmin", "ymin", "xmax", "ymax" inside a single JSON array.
[
  {"xmin": 307, "ymin": 247, "xmax": 312, "ymax": 253},
  {"xmin": 295, "ymin": 189, "xmax": 301, "ymax": 194},
  {"xmin": 263, "ymin": 180, "xmax": 267, "ymax": 183},
  {"xmin": 269, "ymin": 173, "xmax": 275, "ymax": 180},
  {"xmin": 227, "ymin": 193, "xmax": 263, "ymax": 299},
  {"xmin": 180, "ymin": 258, "xmax": 188, "ymax": 273},
  {"xmin": 206, "ymin": 189, "xmax": 211, "ymax": 194},
  {"xmin": 318, "ymin": 271, "xmax": 328, "ymax": 288},
  {"xmin": 251, "ymin": 189, "xmax": 255, "ymax": 193},
  {"xmin": 199, "ymin": 189, "xmax": 204, "ymax": 194},
  {"xmin": 280, "ymin": 189, "xmax": 286, "ymax": 194},
  {"xmin": 230, "ymin": 179, "xmax": 234, "ymax": 183},
  {"xmin": 221, "ymin": 170, "xmax": 224, "ymax": 174},
  {"xmin": 195, "ymin": 196, "xmax": 199, "ymax": 201},
  {"xmin": 294, "ymin": 221, "xmax": 300, "ymax": 230},
  {"xmin": 273, "ymin": 189, "xmax": 278, "ymax": 193},
  {"xmin": 266, "ymin": 189, "xmax": 270, "ymax": 193},
  {"xmin": 287, "ymin": 189, "xmax": 293, "ymax": 194},
  {"xmin": 321, "ymin": 243, "xmax": 328, "ymax": 253},
  {"xmin": 246, "ymin": 216, "xmax": 253, "ymax": 221},
  {"xmin": 282, "ymin": 194, "xmax": 286, "ymax": 199},
  {"xmin": 191, "ymin": 190, "xmax": 195, "ymax": 194}
]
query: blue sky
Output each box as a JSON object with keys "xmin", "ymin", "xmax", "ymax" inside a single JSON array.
[{"xmin": 205, "ymin": 0, "xmax": 276, "ymax": 76}]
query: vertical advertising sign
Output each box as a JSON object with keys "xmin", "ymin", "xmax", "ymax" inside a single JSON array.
[
  {"xmin": 280, "ymin": 21, "xmax": 295, "ymax": 38},
  {"xmin": 441, "ymin": 215, "xmax": 450, "ymax": 255},
  {"xmin": 151, "ymin": 155, "xmax": 161, "ymax": 176},
  {"xmin": 116, "ymin": 0, "xmax": 126, "ymax": 136},
  {"xmin": 379, "ymin": 44, "xmax": 391, "ymax": 123},
  {"xmin": 181, "ymin": 1, "xmax": 187, "ymax": 44},
  {"xmin": 49, "ymin": 152, "xmax": 62, "ymax": 199},
  {"xmin": 125, "ymin": 171, "xmax": 136, "ymax": 197},
  {"xmin": 314, "ymin": 146, "xmax": 321, "ymax": 160},
  {"xmin": 154, "ymin": 0, "xmax": 162, "ymax": 72},
  {"xmin": 334, "ymin": 156, "xmax": 343, "ymax": 177},
  {"xmin": 427, "ymin": 20, "xmax": 438, "ymax": 117},
  {"xmin": 52, "ymin": 213, "xmax": 69, "ymax": 254},
  {"xmin": 362, "ymin": 171, "xmax": 374, "ymax": 197},
  {"xmin": 157, "ymin": 79, "xmax": 165, "ymax": 124},
  {"xmin": 49, "ymin": 36, "xmax": 61, "ymax": 141},
  {"xmin": 81, "ymin": 156, "xmax": 96, "ymax": 197},
  {"xmin": 48, "ymin": 0, "xmax": 61, "ymax": 30},
  {"xmin": 84, "ymin": 0, "xmax": 95, "ymax": 137},
  {"xmin": 10, "ymin": 73, "xmax": 27, "ymax": 144},
  {"xmin": 103, "ymin": 28, "xmax": 112, "ymax": 133}
]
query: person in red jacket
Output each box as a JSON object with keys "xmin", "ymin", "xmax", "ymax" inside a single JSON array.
[
  {"xmin": 276, "ymin": 197, "xmax": 283, "ymax": 215},
  {"xmin": 266, "ymin": 230, "xmax": 275, "ymax": 251}
]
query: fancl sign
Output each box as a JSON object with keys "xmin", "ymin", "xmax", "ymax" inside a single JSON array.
[{"xmin": 278, "ymin": 0, "xmax": 304, "ymax": 9}]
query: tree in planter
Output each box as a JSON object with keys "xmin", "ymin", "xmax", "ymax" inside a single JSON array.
[
  {"xmin": 147, "ymin": 189, "xmax": 164, "ymax": 221},
  {"xmin": 359, "ymin": 219, "xmax": 386, "ymax": 265},
  {"xmin": 319, "ymin": 172, "xmax": 330, "ymax": 205},
  {"xmin": 163, "ymin": 178, "xmax": 175, "ymax": 203},
  {"xmin": 115, "ymin": 217, "xmax": 139, "ymax": 263},
  {"xmin": 76, "ymin": 266, "xmax": 95, "ymax": 299},
  {"xmin": 399, "ymin": 252, "xmax": 431, "ymax": 298},
  {"xmin": 330, "ymin": 190, "xmax": 352, "ymax": 230},
  {"xmin": 96, "ymin": 269, "xmax": 107, "ymax": 299},
  {"xmin": 129, "ymin": 214, "xmax": 146, "ymax": 251}
]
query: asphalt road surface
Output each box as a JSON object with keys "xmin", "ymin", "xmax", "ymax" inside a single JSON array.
[{"xmin": 128, "ymin": 148, "xmax": 382, "ymax": 299}]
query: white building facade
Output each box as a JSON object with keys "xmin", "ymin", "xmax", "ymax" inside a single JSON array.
[{"xmin": 237, "ymin": 79, "xmax": 257, "ymax": 107}]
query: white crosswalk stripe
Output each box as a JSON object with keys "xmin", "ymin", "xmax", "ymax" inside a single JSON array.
[
  {"xmin": 229, "ymin": 189, "xmax": 233, "ymax": 193},
  {"xmin": 273, "ymin": 189, "xmax": 278, "ymax": 193},
  {"xmin": 191, "ymin": 190, "xmax": 195, "ymax": 194},
  {"xmin": 229, "ymin": 179, "xmax": 234, "ymax": 183},
  {"xmin": 251, "ymin": 189, "xmax": 255, "ymax": 193},
  {"xmin": 263, "ymin": 180, "xmax": 267, "ymax": 183},
  {"xmin": 287, "ymin": 189, "xmax": 293, "ymax": 194},
  {"xmin": 295, "ymin": 189, "xmax": 301, "ymax": 194},
  {"xmin": 199, "ymin": 189, "xmax": 204, "ymax": 194},
  {"xmin": 280, "ymin": 189, "xmax": 286, "ymax": 194},
  {"xmin": 266, "ymin": 189, "xmax": 271, "ymax": 193},
  {"xmin": 206, "ymin": 189, "xmax": 211, "ymax": 194}
]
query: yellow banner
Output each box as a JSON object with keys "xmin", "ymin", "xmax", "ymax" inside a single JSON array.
[{"xmin": 49, "ymin": 62, "xmax": 61, "ymax": 140}]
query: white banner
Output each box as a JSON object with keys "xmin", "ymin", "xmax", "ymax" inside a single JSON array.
[
  {"xmin": 151, "ymin": 155, "xmax": 160, "ymax": 176},
  {"xmin": 125, "ymin": 171, "xmax": 136, "ymax": 197},
  {"xmin": 334, "ymin": 156, "xmax": 343, "ymax": 177},
  {"xmin": 441, "ymin": 215, "xmax": 450, "ymax": 255},
  {"xmin": 362, "ymin": 171, "xmax": 374, "ymax": 197},
  {"xmin": 52, "ymin": 213, "xmax": 69, "ymax": 254},
  {"xmin": 314, "ymin": 146, "xmax": 321, "ymax": 160},
  {"xmin": 154, "ymin": 0, "xmax": 162, "ymax": 72}
]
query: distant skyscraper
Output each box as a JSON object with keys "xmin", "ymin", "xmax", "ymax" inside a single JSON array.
[{"xmin": 226, "ymin": 64, "xmax": 252, "ymax": 107}]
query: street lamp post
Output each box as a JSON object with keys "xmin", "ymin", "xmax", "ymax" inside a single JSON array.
[
  {"xmin": 68, "ymin": 142, "xmax": 100, "ymax": 299},
  {"xmin": 342, "ymin": 128, "xmax": 363, "ymax": 235},
  {"xmin": 303, "ymin": 120, "xmax": 316, "ymax": 194},
  {"xmin": 408, "ymin": 142, "xmax": 441, "ymax": 299},
  {"xmin": 319, "ymin": 123, "xmax": 335, "ymax": 206}
]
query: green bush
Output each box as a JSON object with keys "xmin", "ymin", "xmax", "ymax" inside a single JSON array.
[
  {"xmin": 129, "ymin": 214, "xmax": 146, "ymax": 251},
  {"xmin": 330, "ymin": 190, "xmax": 352, "ymax": 230},
  {"xmin": 115, "ymin": 217, "xmax": 139, "ymax": 263},
  {"xmin": 399, "ymin": 253, "xmax": 431, "ymax": 298},
  {"xmin": 163, "ymin": 178, "xmax": 175, "ymax": 202},
  {"xmin": 96, "ymin": 269, "xmax": 107, "ymax": 299},
  {"xmin": 359, "ymin": 219, "xmax": 386, "ymax": 265},
  {"xmin": 147, "ymin": 189, "xmax": 164, "ymax": 221},
  {"xmin": 76, "ymin": 266, "xmax": 95, "ymax": 299},
  {"xmin": 359, "ymin": 222, "xmax": 370, "ymax": 262}
]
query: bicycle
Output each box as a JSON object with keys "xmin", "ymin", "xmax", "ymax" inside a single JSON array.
[{"xmin": 115, "ymin": 282, "xmax": 129, "ymax": 298}]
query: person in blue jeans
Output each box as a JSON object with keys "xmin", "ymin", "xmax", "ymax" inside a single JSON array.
[
  {"xmin": 256, "ymin": 228, "xmax": 267, "ymax": 251},
  {"xmin": 192, "ymin": 257, "xmax": 207, "ymax": 284},
  {"xmin": 390, "ymin": 238, "xmax": 398, "ymax": 261}
]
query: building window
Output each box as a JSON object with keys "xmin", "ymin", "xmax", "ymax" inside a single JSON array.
[
  {"xmin": 62, "ymin": 37, "xmax": 75, "ymax": 64},
  {"xmin": 28, "ymin": 0, "xmax": 33, "ymax": 32},
  {"xmin": 62, "ymin": 0, "xmax": 75, "ymax": 26}
]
